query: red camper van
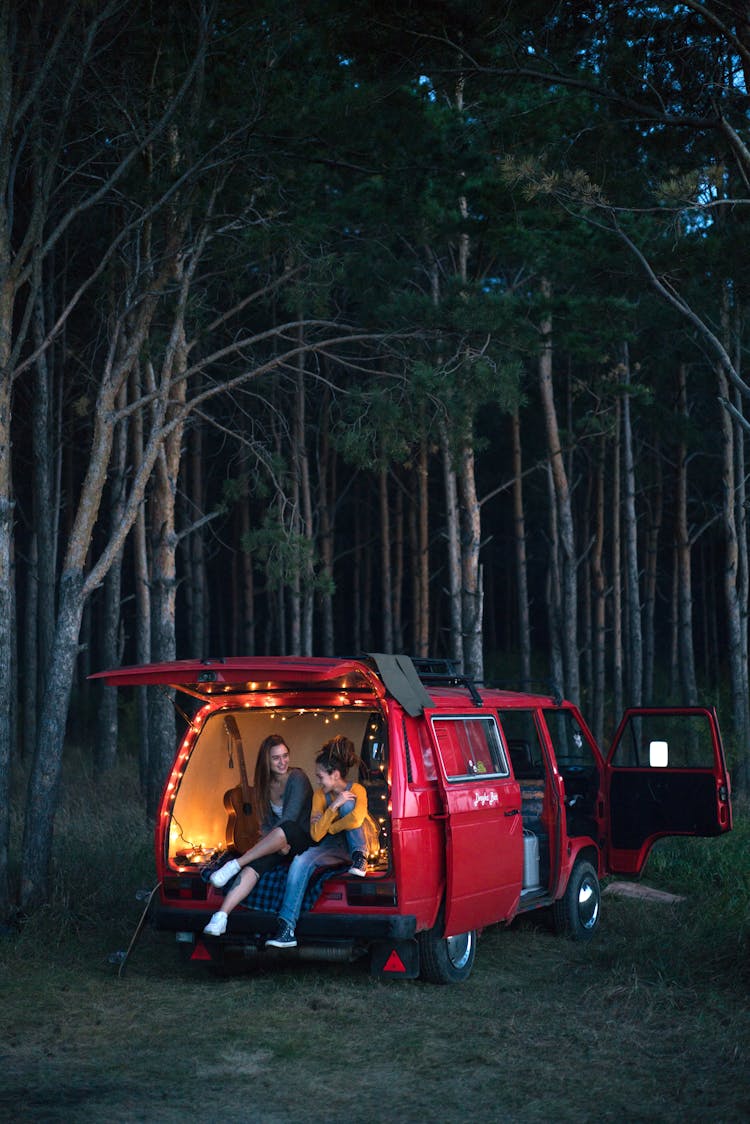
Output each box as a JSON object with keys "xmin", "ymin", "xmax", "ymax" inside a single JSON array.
[{"xmin": 92, "ymin": 654, "xmax": 733, "ymax": 983}]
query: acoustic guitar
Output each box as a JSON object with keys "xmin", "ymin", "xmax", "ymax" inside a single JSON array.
[{"xmin": 222, "ymin": 715, "xmax": 260, "ymax": 854}]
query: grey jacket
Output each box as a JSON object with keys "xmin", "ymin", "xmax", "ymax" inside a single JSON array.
[{"xmin": 261, "ymin": 767, "xmax": 313, "ymax": 834}]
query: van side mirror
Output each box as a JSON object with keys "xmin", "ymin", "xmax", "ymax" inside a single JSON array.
[{"xmin": 649, "ymin": 740, "xmax": 668, "ymax": 767}]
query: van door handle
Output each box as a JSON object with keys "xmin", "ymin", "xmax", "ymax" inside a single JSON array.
[
  {"xmin": 505, "ymin": 808, "xmax": 520, "ymax": 817},
  {"xmin": 429, "ymin": 812, "xmax": 449, "ymax": 821}
]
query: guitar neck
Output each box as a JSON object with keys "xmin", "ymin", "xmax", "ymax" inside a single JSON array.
[{"xmin": 224, "ymin": 714, "xmax": 252, "ymax": 803}]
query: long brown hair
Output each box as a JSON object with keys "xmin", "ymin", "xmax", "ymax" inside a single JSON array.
[{"xmin": 253, "ymin": 734, "xmax": 289, "ymax": 826}]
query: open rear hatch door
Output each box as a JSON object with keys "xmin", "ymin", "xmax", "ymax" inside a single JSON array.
[
  {"xmin": 605, "ymin": 706, "xmax": 732, "ymax": 875},
  {"xmin": 89, "ymin": 656, "xmax": 387, "ymax": 702}
]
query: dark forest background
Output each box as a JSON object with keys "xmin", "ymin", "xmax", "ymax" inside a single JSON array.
[{"xmin": 2, "ymin": 0, "xmax": 750, "ymax": 917}]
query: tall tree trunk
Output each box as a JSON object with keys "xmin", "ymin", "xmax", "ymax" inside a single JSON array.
[
  {"xmin": 546, "ymin": 464, "xmax": 564, "ymax": 694},
  {"xmin": 94, "ymin": 378, "xmax": 128, "ymax": 772},
  {"xmin": 675, "ymin": 363, "xmax": 698, "ymax": 704},
  {"xmin": 591, "ymin": 436, "xmax": 606, "ymax": 744},
  {"xmin": 295, "ymin": 366, "xmax": 314, "ymax": 656},
  {"xmin": 379, "ymin": 466, "xmax": 393, "ymax": 651},
  {"xmin": 417, "ymin": 441, "xmax": 430, "ymax": 659},
  {"xmin": 718, "ymin": 358, "xmax": 750, "ymax": 795},
  {"xmin": 131, "ymin": 363, "xmax": 151, "ymax": 793},
  {"xmin": 32, "ymin": 285, "xmax": 57, "ymax": 693},
  {"xmin": 538, "ymin": 279, "xmax": 579, "ymax": 701},
  {"xmin": 146, "ymin": 337, "xmax": 187, "ymax": 818},
  {"xmin": 22, "ymin": 535, "xmax": 39, "ymax": 760},
  {"xmin": 459, "ymin": 439, "xmax": 483, "ymax": 680},
  {"xmin": 643, "ymin": 442, "xmax": 663, "ymax": 704},
  {"xmin": 439, "ymin": 418, "xmax": 463, "ymax": 671},
  {"xmin": 511, "ymin": 408, "xmax": 531, "ymax": 690},
  {"xmin": 0, "ymin": 367, "xmax": 12, "ymax": 917},
  {"xmin": 188, "ymin": 417, "xmax": 208, "ymax": 658},
  {"xmin": 620, "ymin": 342, "xmax": 643, "ymax": 706},
  {"xmin": 612, "ymin": 398, "xmax": 623, "ymax": 720},
  {"xmin": 393, "ymin": 475, "xmax": 405, "ymax": 653},
  {"xmin": 317, "ymin": 390, "xmax": 335, "ymax": 656}
]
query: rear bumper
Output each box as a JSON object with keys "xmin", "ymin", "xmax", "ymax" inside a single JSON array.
[{"xmin": 153, "ymin": 905, "xmax": 416, "ymax": 942}]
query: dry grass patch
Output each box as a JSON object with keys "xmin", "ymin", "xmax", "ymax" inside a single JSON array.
[{"xmin": 1, "ymin": 759, "xmax": 748, "ymax": 1123}]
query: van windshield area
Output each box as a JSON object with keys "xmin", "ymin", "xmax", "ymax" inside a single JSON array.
[{"xmin": 166, "ymin": 706, "xmax": 389, "ymax": 871}]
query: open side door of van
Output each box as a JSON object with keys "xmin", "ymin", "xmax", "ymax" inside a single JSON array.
[{"xmin": 605, "ymin": 707, "xmax": 732, "ymax": 875}]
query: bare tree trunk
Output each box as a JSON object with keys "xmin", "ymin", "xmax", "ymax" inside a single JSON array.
[
  {"xmin": 591, "ymin": 436, "xmax": 606, "ymax": 744},
  {"xmin": 32, "ymin": 287, "xmax": 56, "ymax": 692},
  {"xmin": 131, "ymin": 363, "xmax": 151, "ymax": 793},
  {"xmin": 718, "ymin": 357, "xmax": 750, "ymax": 795},
  {"xmin": 379, "ymin": 466, "xmax": 393, "ymax": 652},
  {"xmin": 620, "ymin": 343, "xmax": 643, "ymax": 706},
  {"xmin": 0, "ymin": 368, "xmax": 13, "ymax": 917},
  {"xmin": 460, "ymin": 440, "xmax": 483, "ymax": 680},
  {"xmin": 546, "ymin": 464, "xmax": 564, "ymax": 693},
  {"xmin": 317, "ymin": 391, "xmax": 335, "ymax": 656},
  {"xmin": 511, "ymin": 408, "xmax": 531, "ymax": 689},
  {"xmin": 393, "ymin": 476, "xmax": 404, "ymax": 652},
  {"xmin": 146, "ymin": 326, "xmax": 188, "ymax": 817},
  {"xmin": 675, "ymin": 363, "xmax": 698, "ymax": 704},
  {"xmin": 21, "ymin": 535, "xmax": 38, "ymax": 761},
  {"xmin": 538, "ymin": 279, "xmax": 579, "ymax": 701},
  {"xmin": 612, "ymin": 398, "xmax": 623, "ymax": 719},
  {"xmin": 353, "ymin": 496, "xmax": 364, "ymax": 654},
  {"xmin": 295, "ymin": 367, "xmax": 314, "ymax": 656},
  {"xmin": 439, "ymin": 418, "xmax": 463, "ymax": 671},
  {"xmin": 188, "ymin": 417, "xmax": 208, "ymax": 657},
  {"xmin": 643, "ymin": 443, "xmax": 663, "ymax": 704},
  {"xmin": 417, "ymin": 441, "xmax": 430, "ymax": 659},
  {"xmin": 94, "ymin": 378, "xmax": 128, "ymax": 771}
]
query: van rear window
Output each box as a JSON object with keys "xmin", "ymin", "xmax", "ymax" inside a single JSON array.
[{"xmin": 432, "ymin": 717, "xmax": 509, "ymax": 781}]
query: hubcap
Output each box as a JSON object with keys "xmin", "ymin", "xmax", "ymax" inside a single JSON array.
[
  {"xmin": 446, "ymin": 931, "xmax": 473, "ymax": 969},
  {"xmin": 578, "ymin": 878, "xmax": 600, "ymax": 930}
]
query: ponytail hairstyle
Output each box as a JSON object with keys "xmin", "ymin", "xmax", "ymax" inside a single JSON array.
[
  {"xmin": 315, "ymin": 734, "xmax": 358, "ymax": 780},
  {"xmin": 254, "ymin": 734, "xmax": 289, "ymax": 826}
]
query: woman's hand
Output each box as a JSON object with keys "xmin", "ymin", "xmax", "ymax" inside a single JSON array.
[{"xmin": 330, "ymin": 789, "xmax": 353, "ymax": 811}]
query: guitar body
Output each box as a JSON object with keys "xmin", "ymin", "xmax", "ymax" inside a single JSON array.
[{"xmin": 223, "ymin": 784, "xmax": 260, "ymax": 854}]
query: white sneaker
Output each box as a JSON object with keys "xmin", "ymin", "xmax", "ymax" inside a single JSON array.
[
  {"xmin": 209, "ymin": 859, "xmax": 241, "ymax": 888},
  {"xmin": 203, "ymin": 911, "xmax": 228, "ymax": 937}
]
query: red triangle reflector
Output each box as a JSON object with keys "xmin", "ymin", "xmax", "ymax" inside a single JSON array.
[
  {"xmin": 191, "ymin": 941, "xmax": 213, "ymax": 961},
  {"xmin": 383, "ymin": 949, "xmax": 407, "ymax": 973}
]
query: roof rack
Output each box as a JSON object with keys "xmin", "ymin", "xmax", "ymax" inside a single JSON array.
[{"xmin": 411, "ymin": 657, "xmax": 484, "ymax": 708}]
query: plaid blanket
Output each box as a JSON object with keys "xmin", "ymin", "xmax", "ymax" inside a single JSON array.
[{"xmin": 202, "ymin": 854, "xmax": 342, "ymax": 915}]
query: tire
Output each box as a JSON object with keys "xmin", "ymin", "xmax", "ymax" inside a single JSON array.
[
  {"xmin": 552, "ymin": 859, "xmax": 601, "ymax": 941},
  {"xmin": 418, "ymin": 910, "xmax": 476, "ymax": 984}
]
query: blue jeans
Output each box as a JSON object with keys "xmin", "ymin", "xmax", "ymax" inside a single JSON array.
[{"xmin": 278, "ymin": 800, "xmax": 365, "ymax": 928}]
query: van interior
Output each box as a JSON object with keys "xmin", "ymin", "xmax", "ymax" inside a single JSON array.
[{"xmin": 166, "ymin": 706, "xmax": 390, "ymax": 873}]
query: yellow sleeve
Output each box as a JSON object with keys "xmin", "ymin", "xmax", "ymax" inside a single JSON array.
[
  {"xmin": 326, "ymin": 783, "xmax": 368, "ymax": 836},
  {"xmin": 309, "ymin": 788, "xmax": 329, "ymax": 843},
  {"xmin": 309, "ymin": 783, "xmax": 368, "ymax": 841}
]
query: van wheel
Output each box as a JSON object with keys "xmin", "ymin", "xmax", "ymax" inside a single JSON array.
[
  {"xmin": 418, "ymin": 913, "xmax": 476, "ymax": 984},
  {"xmin": 552, "ymin": 859, "xmax": 601, "ymax": 941}
]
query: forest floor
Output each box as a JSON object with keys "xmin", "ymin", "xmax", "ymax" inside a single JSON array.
[{"xmin": 0, "ymin": 760, "xmax": 748, "ymax": 1123}]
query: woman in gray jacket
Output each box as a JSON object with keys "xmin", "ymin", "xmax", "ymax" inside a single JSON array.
[{"xmin": 204, "ymin": 734, "xmax": 313, "ymax": 936}]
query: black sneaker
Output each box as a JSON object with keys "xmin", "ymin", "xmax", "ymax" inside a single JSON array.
[
  {"xmin": 348, "ymin": 851, "xmax": 367, "ymax": 877},
  {"xmin": 265, "ymin": 920, "xmax": 297, "ymax": 948}
]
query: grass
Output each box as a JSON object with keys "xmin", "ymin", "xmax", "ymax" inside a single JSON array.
[{"xmin": 1, "ymin": 758, "xmax": 748, "ymax": 1123}]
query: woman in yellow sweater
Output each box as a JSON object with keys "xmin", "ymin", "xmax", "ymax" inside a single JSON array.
[{"xmin": 265, "ymin": 735, "xmax": 370, "ymax": 949}]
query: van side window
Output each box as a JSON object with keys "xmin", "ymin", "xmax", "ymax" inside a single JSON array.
[
  {"xmin": 543, "ymin": 709, "xmax": 598, "ymax": 770},
  {"xmin": 495, "ymin": 709, "xmax": 546, "ymax": 779},
  {"xmin": 432, "ymin": 717, "xmax": 508, "ymax": 780}
]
